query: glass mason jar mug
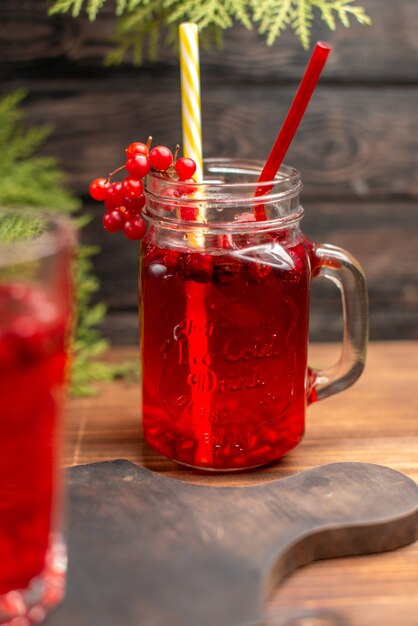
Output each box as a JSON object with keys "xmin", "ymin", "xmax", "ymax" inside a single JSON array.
[{"xmin": 141, "ymin": 159, "xmax": 368, "ymax": 471}]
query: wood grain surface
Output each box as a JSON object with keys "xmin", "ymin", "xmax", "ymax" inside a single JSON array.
[
  {"xmin": 48, "ymin": 460, "xmax": 417, "ymax": 626},
  {"xmin": 1, "ymin": 79, "xmax": 417, "ymax": 201},
  {"xmin": 65, "ymin": 341, "xmax": 418, "ymax": 626},
  {"xmin": 2, "ymin": 0, "xmax": 418, "ymax": 200},
  {"xmin": 2, "ymin": 0, "xmax": 418, "ymax": 81},
  {"xmin": 2, "ymin": 0, "xmax": 417, "ymax": 342}
]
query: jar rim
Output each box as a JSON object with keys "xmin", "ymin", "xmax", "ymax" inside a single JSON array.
[
  {"xmin": 146, "ymin": 158, "xmax": 301, "ymax": 191},
  {"xmin": 143, "ymin": 207, "xmax": 304, "ymax": 233},
  {"xmin": 144, "ymin": 158, "xmax": 303, "ymax": 230}
]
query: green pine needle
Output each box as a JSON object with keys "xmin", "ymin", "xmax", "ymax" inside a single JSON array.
[
  {"xmin": 0, "ymin": 91, "xmax": 78, "ymax": 214},
  {"xmin": 253, "ymin": 0, "xmax": 292, "ymax": 45},
  {"xmin": 48, "ymin": 0, "xmax": 371, "ymax": 59},
  {"xmin": 0, "ymin": 215, "xmax": 44, "ymax": 243},
  {"xmin": 0, "ymin": 91, "xmax": 138, "ymax": 396},
  {"xmin": 292, "ymin": 0, "xmax": 314, "ymax": 51}
]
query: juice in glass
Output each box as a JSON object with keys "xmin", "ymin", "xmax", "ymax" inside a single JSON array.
[
  {"xmin": 140, "ymin": 160, "xmax": 367, "ymax": 470},
  {"xmin": 0, "ymin": 211, "xmax": 71, "ymax": 623},
  {"xmin": 142, "ymin": 237, "xmax": 311, "ymax": 469}
]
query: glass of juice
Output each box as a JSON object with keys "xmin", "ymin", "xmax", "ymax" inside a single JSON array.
[
  {"xmin": 0, "ymin": 208, "xmax": 73, "ymax": 623},
  {"xmin": 141, "ymin": 159, "xmax": 368, "ymax": 470}
]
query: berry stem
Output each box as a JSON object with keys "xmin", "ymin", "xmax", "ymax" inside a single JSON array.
[
  {"xmin": 146, "ymin": 135, "xmax": 153, "ymax": 151},
  {"xmin": 107, "ymin": 164, "xmax": 126, "ymax": 181},
  {"xmin": 174, "ymin": 144, "xmax": 180, "ymax": 163}
]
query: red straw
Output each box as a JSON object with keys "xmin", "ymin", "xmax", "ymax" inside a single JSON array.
[{"xmin": 255, "ymin": 41, "xmax": 331, "ymax": 220}]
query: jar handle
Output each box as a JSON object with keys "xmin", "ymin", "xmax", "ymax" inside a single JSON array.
[{"xmin": 308, "ymin": 243, "xmax": 368, "ymax": 403}]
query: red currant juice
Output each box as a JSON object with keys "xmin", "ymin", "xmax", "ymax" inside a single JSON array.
[
  {"xmin": 0, "ymin": 284, "xmax": 66, "ymax": 594},
  {"xmin": 141, "ymin": 230, "xmax": 314, "ymax": 470}
]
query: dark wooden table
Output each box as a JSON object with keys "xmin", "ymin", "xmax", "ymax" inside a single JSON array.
[{"xmin": 65, "ymin": 341, "xmax": 418, "ymax": 626}]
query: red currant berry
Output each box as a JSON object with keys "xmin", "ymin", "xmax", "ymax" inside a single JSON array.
[
  {"xmin": 124, "ymin": 216, "xmax": 147, "ymax": 240},
  {"xmin": 103, "ymin": 210, "xmax": 125, "ymax": 233},
  {"xmin": 89, "ymin": 178, "xmax": 109, "ymax": 201},
  {"xmin": 123, "ymin": 195, "xmax": 146, "ymax": 216},
  {"xmin": 104, "ymin": 197, "xmax": 114, "ymax": 211},
  {"xmin": 214, "ymin": 256, "xmax": 242, "ymax": 283},
  {"xmin": 149, "ymin": 146, "xmax": 173, "ymax": 171},
  {"xmin": 105, "ymin": 182, "xmax": 124, "ymax": 209},
  {"xmin": 235, "ymin": 211, "xmax": 256, "ymax": 223},
  {"xmin": 125, "ymin": 154, "xmax": 150, "ymax": 179},
  {"xmin": 117, "ymin": 206, "xmax": 130, "ymax": 219},
  {"xmin": 178, "ymin": 178, "xmax": 197, "ymax": 196},
  {"xmin": 159, "ymin": 189, "xmax": 178, "ymax": 212},
  {"xmin": 162, "ymin": 249, "xmax": 180, "ymax": 271},
  {"xmin": 175, "ymin": 157, "xmax": 196, "ymax": 180},
  {"xmin": 125, "ymin": 142, "xmax": 149, "ymax": 159},
  {"xmin": 218, "ymin": 234, "xmax": 234, "ymax": 250},
  {"xmin": 122, "ymin": 176, "xmax": 144, "ymax": 198},
  {"xmin": 247, "ymin": 262, "xmax": 273, "ymax": 283},
  {"xmin": 162, "ymin": 187, "xmax": 180, "ymax": 198},
  {"xmin": 180, "ymin": 205, "xmax": 198, "ymax": 221},
  {"xmin": 187, "ymin": 253, "xmax": 213, "ymax": 283}
]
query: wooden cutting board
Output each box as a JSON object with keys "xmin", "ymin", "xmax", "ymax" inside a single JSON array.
[{"xmin": 46, "ymin": 461, "xmax": 418, "ymax": 626}]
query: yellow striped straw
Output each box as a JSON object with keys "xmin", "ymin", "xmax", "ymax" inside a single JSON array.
[
  {"xmin": 179, "ymin": 23, "xmax": 203, "ymax": 184},
  {"xmin": 179, "ymin": 24, "xmax": 213, "ymax": 466}
]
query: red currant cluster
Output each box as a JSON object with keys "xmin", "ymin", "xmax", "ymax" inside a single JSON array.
[{"xmin": 89, "ymin": 137, "xmax": 197, "ymax": 240}]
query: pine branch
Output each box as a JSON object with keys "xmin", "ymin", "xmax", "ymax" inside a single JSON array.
[
  {"xmin": 116, "ymin": 0, "xmax": 128, "ymax": 16},
  {"xmin": 164, "ymin": 0, "xmax": 231, "ymax": 29},
  {"xmin": 164, "ymin": 0, "xmax": 251, "ymax": 30},
  {"xmin": 0, "ymin": 214, "xmax": 44, "ymax": 243},
  {"xmin": 49, "ymin": 0, "xmax": 107, "ymax": 20},
  {"xmin": 252, "ymin": 0, "xmax": 293, "ymax": 46},
  {"xmin": 227, "ymin": 0, "xmax": 252, "ymax": 30},
  {"xmin": 311, "ymin": 0, "xmax": 371, "ymax": 31},
  {"xmin": 104, "ymin": 3, "xmax": 170, "ymax": 65},
  {"xmin": 0, "ymin": 92, "xmax": 77, "ymax": 213},
  {"xmin": 49, "ymin": 0, "xmax": 370, "ymax": 60},
  {"xmin": 291, "ymin": 0, "xmax": 314, "ymax": 50},
  {"xmin": 0, "ymin": 91, "xmax": 137, "ymax": 396},
  {"xmin": 315, "ymin": 0, "xmax": 336, "ymax": 30},
  {"xmin": 48, "ymin": 0, "xmax": 76, "ymax": 17}
]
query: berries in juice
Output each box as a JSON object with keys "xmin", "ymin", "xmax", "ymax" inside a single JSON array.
[
  {"xmin": 0, "ymin": 283, "xmax": 66, "ymax": 594},
  {"xmin": 140, "ymin": 233, "xmax": 311, "ymax": 470}
]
